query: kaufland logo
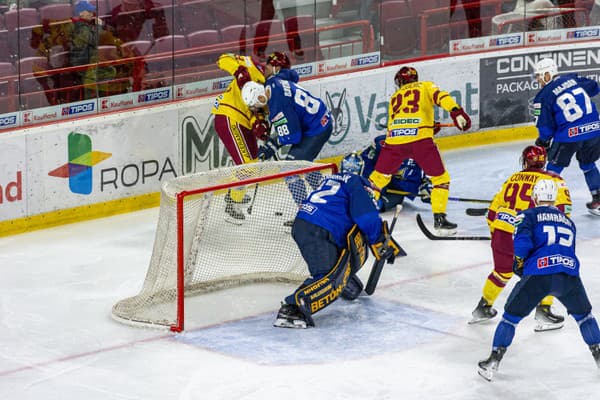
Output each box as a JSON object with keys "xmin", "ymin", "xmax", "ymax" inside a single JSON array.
[
  {"xmin": 61, "ymin": 102, "xmax": 95, "ymax": 115},
  {"xmin": 138, "ymin": 89, "xmax": 170, "ymax": 103},
  {"xmin": 567, "ymin": 29, "xmax": 600, "ymax": 39},
  {"xmin": 351, "ymin": 54, "xmax": 379, "ymax": 66},
  {"xmin": 0, "ymin": 114, "xmax": 17, "ymax": 127},
  {"xmin": 48, "ymin": 132, "xmax": 112, "ymax": 195},
  {"xmin": 490, "ymin": 35, "xmax": 521, "ymax": 46},
  {"xmin": 101, "ymin": 98, "xmax": 110, "ymax": 110}
]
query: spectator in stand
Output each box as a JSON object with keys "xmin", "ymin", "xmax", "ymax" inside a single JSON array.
[
  {"xmin": 106, "ymin": 0, "xmax": 168, "ymax": 43},
  {"xmin": 70, "ymin": 1, "xmax": 125, "ymax": 99}
]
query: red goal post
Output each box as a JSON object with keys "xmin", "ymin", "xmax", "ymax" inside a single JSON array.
[{"xmin": 112, "ymin": 160, "xmax": 337, "ymax": 332}]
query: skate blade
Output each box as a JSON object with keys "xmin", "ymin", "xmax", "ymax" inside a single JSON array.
[
  {"xmin": 224, "ymin": 215, "xmax": 244, "ymax": 225},
  {"xmin": 534, "ymin": 322, "xmax": 564, "ymax": 332},
  {"xmin": 587, "ymin": 208, "xmax": 600, "ymax": 216},
  {"xmin": 434, "ymin": 228, "xmax": 457, "ymax": 237},
  {"xmin": 477, "ymin": 367, "xmax": 494, "ymax": 382},
  {"xmin": 468, "ymin": 315, "xmax": 496, "ymax": 324},
  {"xmin": 273, "ymin": 318, "xmax": 307, "ymax": 329}
]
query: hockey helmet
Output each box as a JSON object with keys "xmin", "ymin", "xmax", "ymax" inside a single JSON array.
[
  {"xmin": 521, "ymin": 145, "xmax": 547, "ymax": 169},
  {"xmin": 395, "ymin": 66, "xmax": 418, "ymax": 87},
  {"xmin": 533, "ymin": 179, "xmax": 557, "ymax": 203},
  {"xmin": 341, "ymin": 152, "xmax": 365, "ymax": 175},
  {"xmin": 266, "ymin": 52, "xmax": 291, "ymax": 69},
  {"xmin": 534, "ymin": 58, "xmax": 558, "ymax": 83},
  {"xmin": 241, "ymin": 81, "xmax": 268, "ymax": 108}
]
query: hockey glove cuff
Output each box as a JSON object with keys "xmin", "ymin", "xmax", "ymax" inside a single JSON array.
[
  {"xmin": 535, "ymin": 137, "xmax": 552, "ymax": 150},
  {"xmin": 257, "ymin": 138, "xmax": 279, "ymax": 161},
  {"xmin": 252, "ymin": 119, "xmax": 270, "ymax": 141},
  {"xmin": 234, "ymin": 65, "xmax": 251, "ymax": 88},
  {"xmin": 450, "ymin": 107, "xmax": 471, "ymax": 131},
  {"xmin": 418, "ymin": 177, "xmax": 432, "ymax": 204},
  {"xmin": 512, "ymin": 256, "xmax": 524, "ymax": 277}
]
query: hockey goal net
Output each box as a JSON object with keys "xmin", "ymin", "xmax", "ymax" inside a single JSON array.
[{"xmin": 112, "ymin": 160, "xmax": 337, "ymax": 332}]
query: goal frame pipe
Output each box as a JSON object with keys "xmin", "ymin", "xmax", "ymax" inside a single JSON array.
[{"xmin": 172, "ymin": 162, "xmax": 338, "ymax": 332}]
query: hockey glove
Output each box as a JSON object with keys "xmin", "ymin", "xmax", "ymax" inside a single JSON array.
[
  {"xmin": 252, "ymin": 119, "xmax": 270, "ymax": 141},
  {"xmin": 369, "ymin": 221, "xmax": 402, "ymax": 263},
  {"xmin": 234, "ymin": 65, "xmax": 251, "ymax": 88},
  {"xmin": 512, "ymin": 256, "xmax": 524, "ymax": 277},
  {"xmin": 257, "ymin": 137, "xmax": 279, "ymax": 161},
  {"xmin": 433, "ymin": 121, "xmax": 442, "ymax": 135},
  {"xmin": 450, "ymin": 107, "xmax": 471, "ymax": 131},
  {"xmin": 535, "ymin": 137, "xmax": 552, "ymax": 150},
  {"xmin": 418, "ymin": 177, "xmax": 433, "ymax": 204}
]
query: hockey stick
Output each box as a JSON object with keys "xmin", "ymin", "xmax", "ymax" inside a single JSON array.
[
  {"xmin": 365, "ymin": 204, "xmax": 405, "ymax": 295},
  {"xmin": 386, "ymin": 188, "xmax": 491, "ymax": 204},
  {"xmin": 246, "ymin": 183, "xmax": 259, "ymax": 215},
  {"xmin": 465, "ymin": 207, "xmax": 488, "ymax": 216},
  {"xmin": 416, "ymin": 213, "xmax": 490, "ymax": 241}
]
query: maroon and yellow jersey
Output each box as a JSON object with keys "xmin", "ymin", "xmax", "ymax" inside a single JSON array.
[
  {"xmin": 386, "ymin": 81, "xmax": 460, "ymax": 145},
  {"xmin": 487, "ymin": 168, "xmax": 572, "ymax": 234},
  {"xmin": 211, "ymin": 54, "xmax": 266, "ymax": 129}
]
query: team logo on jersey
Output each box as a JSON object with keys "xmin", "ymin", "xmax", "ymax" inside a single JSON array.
[
  {"xmin": 300, "ymin": 203, "xmax": 317, "ymax": 214},
  {"xmin": 324, "ymin": 89, "xmax": 349, "ymax": 144},
  {"xmin": 390, "ymin": 128, "xmax": 417, "ymax": 136},
  {"xmin": 569, "ymin": 122, "xmax": 600, "ymax": 137}
]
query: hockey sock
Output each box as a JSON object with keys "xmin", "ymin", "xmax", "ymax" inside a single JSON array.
[
  {"xmin": 492, "ymin": 312, "xmax": 522, "ymax": 348},
  {"xmin": 573, "ymin": 312, "xmax": 600, "ymax": 346},
  {"xmin": 483, "ymin": 271, "xmax": 511, "ymax": 305},
  {"xmin": 546, "ymin": 162, "xmax": 564, "ymax": 175},
  {"xmin": 580, "ymin": 162, "xmax": 600, "ymax": 192}
]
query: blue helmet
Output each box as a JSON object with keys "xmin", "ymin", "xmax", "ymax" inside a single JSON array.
[{"xmin": 341, "ymin": 152, "xmax": 365, "ymax": 175}]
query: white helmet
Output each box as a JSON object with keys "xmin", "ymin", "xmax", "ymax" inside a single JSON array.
[
  {"xmin": 533, "ymin": 179, "xmax": 557, "ymax": 203},
  {"xmin": 241, "ymin": 81, "xmax": 267, "ymax": 108},
  {"xmin": 534, "ymin": 58, "xmax": 558, "ymax": 82}
]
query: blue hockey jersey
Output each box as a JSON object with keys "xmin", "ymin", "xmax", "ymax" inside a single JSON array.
[
  {"xmin": 296, "ymin": 173, "xmax": 383, "ymax": 248},
  {"xmin": 513, "ymin": 205, "xmax": 579, "ymax": 277},
  {"xmin": 533, "ymin": 73, "xmax": 600, "ymax": 143},
  {"xmin": 266, "ymin": 76, "xmax": 331, "ymax": 146},
  {"xmin": 359, "ymin": 135, "xmax": 424, "ymax": 200}
]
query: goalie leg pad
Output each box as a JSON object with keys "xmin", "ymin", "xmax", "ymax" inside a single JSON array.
[
  {"xmin": 346, "ymin": 224, "xmax": 369, "ymax": 274},
  {"xmin": 294, "ymin": 249, "xmax": 352, "ymax": 320},
  {"xmin": 341, "ymin": 275, "xmax": 363, "ymax": 300}
]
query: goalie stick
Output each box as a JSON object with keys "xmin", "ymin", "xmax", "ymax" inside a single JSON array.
[
  {"xmin": 415, "ymin": 213, "xmax": 490, "ymax": 241},
  {"xmin": 365, "ymin": 205, "xmax": 406, "ymax": 295}
]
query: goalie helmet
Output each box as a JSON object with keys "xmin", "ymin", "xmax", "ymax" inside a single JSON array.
[
  {"xmin": 521, "ymin": 145, "xmax": 547, "ymax": 169},
  {"xmin": 341, "ymin": 152, "xmax": 365, "ymax": 175},
  {"xmin": 266, "ymin": 52, "xmax": 291, "ymax": 69},
  {"xmin": 534, "ymin": 58, "xmax": 558, "ymax": 83},
  {"xmin": 395, "ymin": 66, "xmax": 418, "ymax": 87},
  {"xmin": 241, "ymin": 81, "xmax": 268, "ymax": 108},
  {"xmin": 533, "ymin": 179, "xmax": 557, "ymax": 203}
]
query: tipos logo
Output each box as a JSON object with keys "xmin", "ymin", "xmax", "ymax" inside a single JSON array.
[{"xmin": 48, "ymin": 132, "xmax": 112, "ymax": 195}]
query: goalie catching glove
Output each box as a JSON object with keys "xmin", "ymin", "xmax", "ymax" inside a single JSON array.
[
  {"xmin": 258, "ymin": 137, "xmax": 279, "ymax": 160},
  {"xmin": 369, "ymin": 220, "xmax": 402, "ymax": 263},
  {"xmin": 450, "ymin": 107, "xmax": 471, "ymax": 131}
]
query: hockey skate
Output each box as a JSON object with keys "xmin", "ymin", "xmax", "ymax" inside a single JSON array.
[
  {"xmin": 469, "ymin": 297, "xmax": 498, "ymax": 324},
  {"xmin": 433, "ymin": 213, "xmax": 457, "ymax": 236},
  {"xmin": 534, "ymin": 305, "xmax": 564, "ymax": 332},
  {"xmin": 477, "ymin": 347, "xmax": 506, "ymax": 381},
  {"xmin": 590, "ymin": 344, "xmax": 600, "ymax": 368},
  {"xmin": 273, "ymin": 303, "xmax": 309, "ymax": 329},
  {"xmin": 586, "ymin": 193, "xmax": 600, "ymax": 216},
  {"xmin": 224, "ymin": 193, "xmax": 246, "ymax": 225}
]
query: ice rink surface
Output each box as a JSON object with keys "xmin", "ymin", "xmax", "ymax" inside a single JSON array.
[{"xmin": 1, "ymin": 140, "xmax": 600, "ymax": 400}]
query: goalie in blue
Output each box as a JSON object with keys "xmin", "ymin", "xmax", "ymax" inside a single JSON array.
[
  {"xmin": 477, "ymin": 179, "xmax": 600, "ymax": 381},
  {"xmin": 273, "ymin": 172, "xmax": 401, "ymax": 329},
  {"xmin": 340, "ymin": 135, "xmax": 432, "ymax": 212},
  {"xmin": 532, "ymin": 58, "xmax": 600, "ymax": 216}
]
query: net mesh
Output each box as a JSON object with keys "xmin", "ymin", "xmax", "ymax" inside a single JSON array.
[{"xmin": 112, "ymin": 160, "xmax": 335, "ymax": 329}]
